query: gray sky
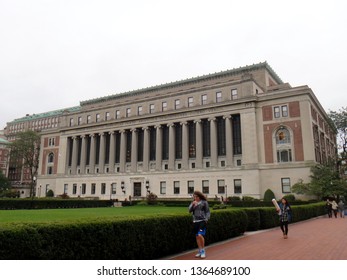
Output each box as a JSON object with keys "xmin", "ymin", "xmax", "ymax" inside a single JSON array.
[{"xmin": 1, "ymin": 0, "xmax": 346, "ymax": 130}]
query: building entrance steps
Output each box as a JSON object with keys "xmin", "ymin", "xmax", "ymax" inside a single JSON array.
[{"xmin": 167, "ymin": 216, "xmax": 347, "ymax": 260}]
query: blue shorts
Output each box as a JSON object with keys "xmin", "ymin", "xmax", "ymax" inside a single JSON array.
[{"xmin": 193, "ymin": 221, "xmax": 207, "ymax": 236}]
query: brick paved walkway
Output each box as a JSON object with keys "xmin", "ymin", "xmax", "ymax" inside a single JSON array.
[{"xmin": 167, "ymin": 215, "xmax": 347, "ymax": 260}]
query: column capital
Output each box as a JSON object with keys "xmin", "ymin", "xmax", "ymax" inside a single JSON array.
[
  {"xmin": 167, "ymin": 123, "xmax": 175, "ymax": 127},
  {"xmin": 142, "ymin": 126, "xmax": 149, "ymax": 131},
  {"xmin": 131, "ymin": 128, "xmax": 137, "ymax": 133},
  {"xmin": 108, "ymin": 131, "xmax": 115, "ymax": 135},
  {"xmin": 180, "ymin": 121, "xmax": 188, "ymax": 126},
  {"xmin": 223, "ymin": 115, "xmax": 232, "ymax": 120},
  {"xmin": 89, "ymin": 133, "xmax": 95, "ymax": 138},
  {"xmin": 155, "ymin": 124, "xmax": 161, "ymax": 129},
  {"xmin": 98, "ymin": 132, "xmax": 105, "ymax": 136},
  {"xmin": 194, "ymin": 119, "xmax": 201, "ymax": 124},
  {"xmin": 208, "ymin": 117, "xmax": 216, "ymax": 122}
]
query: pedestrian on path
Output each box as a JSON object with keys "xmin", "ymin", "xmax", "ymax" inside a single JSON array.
[
  {"xmin": 326, "ymin": 199, "xmax": 333, "ymax": 218},
  {"xmin": 338, "ymin": 200, "xmax": 345, "ymax": 218},
  {"xmin": 188, "ymin": 190, "xmax": 210, "ymax": 259},
  {"xmin": 331, "ymin": 200, "xmax": 338, "ymax": 218},
  {"xmin": 276, "ymin": 197, "xmax": 292, "ymax": 239}
]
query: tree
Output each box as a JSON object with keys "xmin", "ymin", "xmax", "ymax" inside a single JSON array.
[
  {"xmin": 9, "ymin": 130, "xmax": 41, "ymax": 197},
  {"xmin": 292, "ymin": 163, "xmax": 347, "ymax": 200},
  {"xmin": 0, "ymin": 170, "xmax": 11, "ymax": 192},
  {"xmin": 328, "ymin": 107, "xmax": 347, "ymax": 158}
]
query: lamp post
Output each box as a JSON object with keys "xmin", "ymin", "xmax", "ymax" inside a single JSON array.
[
  {"xmin": 121, "ymin": 181, "xmax": 125, "ymax": 194},
  {"xmin": 145, "ymin": 180, "xmax": 150, "ymax": 194},
  {"xmin": 225, "ymin": 185, "xmax": 228, "ymax": 204},
  {"xmin": 32, "ymin": 176, "xmax": 37, "ymax": 198}
]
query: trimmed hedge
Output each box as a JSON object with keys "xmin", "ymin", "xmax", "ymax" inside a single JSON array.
[
  {"xmin": 0, "ymin": 210, "xmax": 247, "ymax": 260},
  {"xmin": 0, "ymin": 199, "xmax": 112, "ymax": 209},
  {"xmin": 0, "ymin": 203, "xmax": 325, "ymax": 259}
]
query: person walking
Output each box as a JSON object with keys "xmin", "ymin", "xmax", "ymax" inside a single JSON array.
[
  {"xmin": 276, "ymin": 197, "xmax": 292, "ymax": 239},
  {"xmin": 189, "ymin": 190, "xmax": 210, "ymax": 259},
  {"xmin": 331, "ymin": 200, "xmax": 338, "ymax": 218},
  {"xmin": 338, "ymin": 200, "xmax": 345, "ymax": 218},
  {"xmin": 326, "ymin": 199, "xmax": 333, "ymax": 218}
]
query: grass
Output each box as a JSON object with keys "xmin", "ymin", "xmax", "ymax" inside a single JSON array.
[{"xmin": 0, "ymin": 206, "xmax": 189, "ymax": 225}]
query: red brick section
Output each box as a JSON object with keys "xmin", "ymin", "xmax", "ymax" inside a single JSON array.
[{"xmin": 167, "ymin": 216, "xmax": 347, "ymax": 260}]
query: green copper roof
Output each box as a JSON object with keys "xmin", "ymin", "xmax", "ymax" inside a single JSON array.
[
  {"xmin": 80, "ymin": 61, "xmax": 283, "ymax": 106},
  {"xmin": 10, "ymin": 106, "xmax": 81, "ymax": 124},
  {"xmin": 0, "ymin": 137, "xmax": 10, "ymax": 145}
]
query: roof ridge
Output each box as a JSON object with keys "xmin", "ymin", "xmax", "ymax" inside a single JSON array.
[{"xmin": 80, "ymin": 61, "xmax": 282, "ymax": 106}]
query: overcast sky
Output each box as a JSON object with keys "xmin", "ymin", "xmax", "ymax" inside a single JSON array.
[{"xmin": 1, "ymin": 0, "xmax": 346, "ymax": 130}]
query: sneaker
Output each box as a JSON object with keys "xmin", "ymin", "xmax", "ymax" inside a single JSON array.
[
  {"xmin": 200, "ymin": 249, "xmax": 206, "ymax": 259},
  {"xmin": 195, "ymin": 250, "xmax": 201, "ymax": 258}
]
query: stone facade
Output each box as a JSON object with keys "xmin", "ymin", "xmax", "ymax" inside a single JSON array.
[{"xmin": 6, "ymin": 62, "xmax": 338, "ymax": 200}]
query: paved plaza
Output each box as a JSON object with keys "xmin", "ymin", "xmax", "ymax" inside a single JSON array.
[{"xmin": 168, "ymin": 215, "xmax": 347, "ymax": 260}]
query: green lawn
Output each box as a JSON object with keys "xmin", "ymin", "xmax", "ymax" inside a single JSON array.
[{"xmin": 0, "ymin": 206, "xmax": 189, "ymax": 225}]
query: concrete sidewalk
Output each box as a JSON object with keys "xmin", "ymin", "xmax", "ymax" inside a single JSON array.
[{"xmin": 167, "ymin": 215, "xmax": 347, "ymax": 260}]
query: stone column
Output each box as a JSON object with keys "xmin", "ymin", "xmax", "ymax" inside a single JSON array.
[
  {"xmin": 80, "ymin": 135, "xmax": 87, "ymax": 174},
  {"xmin": 224, "ymin": 115, "xmax": 233, "ymax": 167},
  {"xmin": 89, "ymin": 134, "xmax": 96, "ymax": 174},
  {"xmin": 195, "ymin": 120, "xmax": 203, "ymax": 169},
  {"xmin": 209, "ymin": 117, "xmax": 218, "ymax": 167},
  {"xmin": 109, "ymin": 131, "xmax": 115, "ymax": 172},
  {"xmin": 99, "ymin": 132, "xmax": 105, "ymax": 173},
  {"xmin": 142, "ymin": 127, "xmax": 150, "ymax": 172},
  {"xmin": 131, "ymin": 128, "xmax": 138, "ymax": 172},
  {"xmin": 119, "ymin": 130, "xmax": 126, "ymax": 173},
  {"xmin": 155, "ymin": 125, "xmax": 162, "ymax": 171},
  {"xmin": 168, "ymin": 123, "xmax": 175, "ymax": 170},
  {"xmin": 181, "ymin": 121, "xmax": 189, "ymax": 170},
  {"xmin": 71, "ymin": 136, "xmax": 78, "ymax": 175}
]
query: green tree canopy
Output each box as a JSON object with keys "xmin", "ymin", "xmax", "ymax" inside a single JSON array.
[
  {"xmin": 9, "ymin": 130, "xmax": 41, "ymax": 197},
  {"xmin": 292, "ymin": 163, "xmax": 347, "ymax": 200}
]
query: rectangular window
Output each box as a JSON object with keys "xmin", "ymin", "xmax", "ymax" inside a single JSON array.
[
  {"xmin": 87, "ymin": 115, "xmax": 91, "ymax": 124},
  {"xmin": 73, "ymin": 183, "xmax": 77, "ymax": 194},
  {"xmin": 175, "ymin": 99, "xmax": 180, "ymax": 110},
  {"xmin": 111, "ymin": 183, "xmax": 117, "ymax": 194},
  {"xmin": 202, "ymin": 180, "xmax": 209, "ymax": 194},
  {"xmin": 162, "ymin": 101, "xmax": 167, "ymax": 112},
  {"xmin": 281, "ymin": 178, "xmax": 291, "ymax": 193},
  {"xmin": 160, "ymin": 181, "xmax": 166, "ymax": 194},
  {"xmin": 82, "ymin": 183, "xmax": 86, "ymax": 195},
  {"xmin": 138, "ymin": 106, "xmax": 143, "ymax": 116},
  {"xmin": 216, "ymin": 91, "xmax": 222, "ymax": 103},
  {"xmin": 91, "ymin": 183, "xmax": 96, "ymax": 195},
  {"xmin": 126, "ymin": 108, "xmax": 131, "ymax": 117},
  {"xmin": 150, "ymin": 104, "xmax": 155, "ymax": 114},
  {"xmin": 101, "ymin": 183, "xmax": 106, "ymax": 195},
  {"xmin": 174, "ymin": 181, "xmax": 180, "ymax": 194},
  {"xmin": 234, "ymin": 179, "xmax": 242, "ymax": 194},
  {"xmin": 78, "ymin": 116, "xmax": 82, "ymax": 125},
  {"xmin": 96, "ymin": 113, "xmax": 100, "ymax": 122},
  {"xmin": 115, "ymin": 110, "xmax": 120, "ymax": 119},
  {"xmin": 201, "ymin": 94, "xmax": 207, "ymax": 105},
  {"xmin": 188, "ymin": 97, "xmax": 194, "ymax": 107},
  {"xmin": 105, "ymin": 112, "xmax": 110, "ymax": 121},
  {"xmin": 64, "ymin": 184, "xmax": 68, "ymax": 194},
  {"xmin": 281, "ymin": 105, "xmax": 288, "ymax": 117},
  {"xmin": 217, "ymin": 179, "xmax": 225, "ymax": 194},
  {"xmin": 69, "ymin": 118, "xmax": 74, "ymax": 127},
  {"xmin": 231, "ymin": 89, "xmax": 238, "ymax": 100},
  {"xmin": 188, "ymin": 181, "xmax": 194, "ymax": 194}
]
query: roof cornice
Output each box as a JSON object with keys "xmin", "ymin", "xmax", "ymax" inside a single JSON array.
[{"xmin": 80, "ymin": 61, "xmax": 283, "ymax": 106}]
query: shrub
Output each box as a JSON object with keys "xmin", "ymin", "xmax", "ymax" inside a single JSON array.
[
  {"xmin": 263, "ymin": 189, "xmax": 276, "ymax": 201},
  {"xmin": 282, "ymin": 194, "xmax": 296, "ymax": 202}
]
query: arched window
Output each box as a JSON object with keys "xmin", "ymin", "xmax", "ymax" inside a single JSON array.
[
  {"xmin": 48, "ymin": 153, "xmax": 54, "ymax": 163},
  {"xmin": 275, "ymin": 127, "xmax": 293, "ymax": 163}
]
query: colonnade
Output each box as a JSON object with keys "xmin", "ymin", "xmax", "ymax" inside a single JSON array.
[{"xmin": 66, "ymin": 115, "xmax": 240, "ymax": 175}]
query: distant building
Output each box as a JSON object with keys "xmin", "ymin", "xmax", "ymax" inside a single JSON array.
[
  {"xmin": 5, "ymin": 62, "xmax": 337, "ymax": 199},
  {"xmin": 4, "ymin": 107, "xmax": 79, "ymax": 197},
  {"xmin": 0, "ymin": 130, "xmax": 10, "ymax": 177}
]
